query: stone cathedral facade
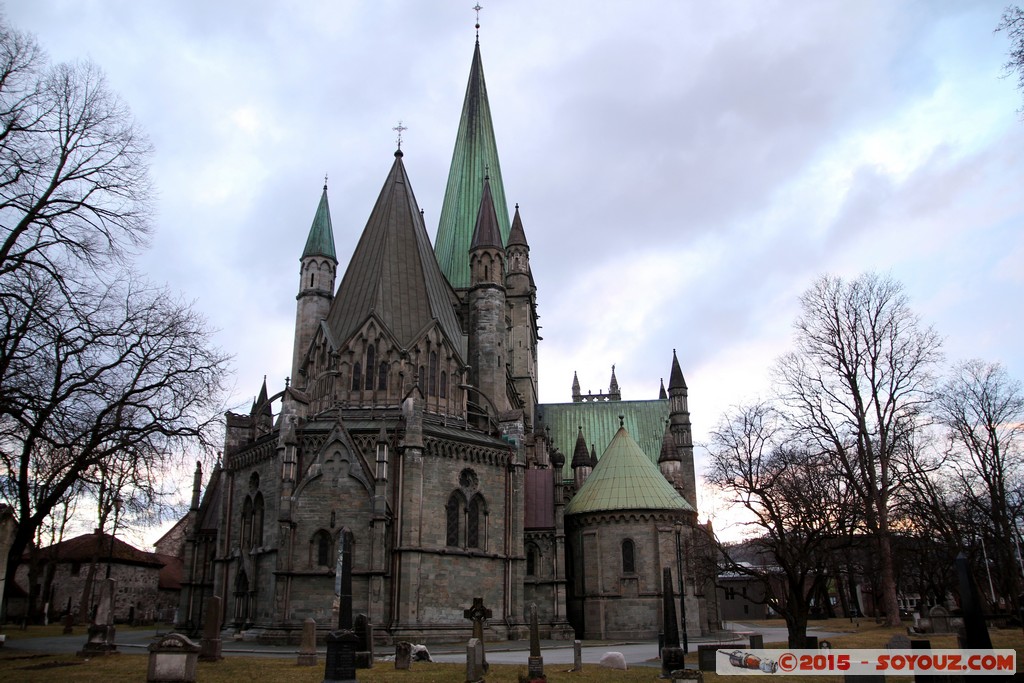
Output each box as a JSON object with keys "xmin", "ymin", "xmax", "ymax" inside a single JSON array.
[{"xmin": 177, "ymin": 35, "xmax": 720, "ymax": 644}]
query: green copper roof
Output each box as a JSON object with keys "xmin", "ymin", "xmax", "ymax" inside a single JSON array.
[
  {"xmin": 435, "ymin": 40, "xmax": 511, "ymax": 289},
  {"xmin": 302, "ymin": 183, "xmax": 337, "ymax": 260},
  {"xmin": 565, "ymin": 426, "xmax": 693, "ymax": 515},
  {"xmin": 538, "ymin": 399, "xmax": 671, "ymax": 480}
]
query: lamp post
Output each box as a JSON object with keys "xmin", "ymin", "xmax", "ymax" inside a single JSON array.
[{"xmin": 674, "ymin": 521, "xmax": 688, "ymax": 654}]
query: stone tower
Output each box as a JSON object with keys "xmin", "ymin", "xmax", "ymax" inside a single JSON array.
[
  {"xmin": 467, "ymin": 176, "xmax": 508, "ymax": 419},
  {"xmin": 505, "ymin": 204, "xmax": 539, "ymax": 430},
  {"xmin": 291, "ymin": 183, "xmax": 337, "ymax": 387},
  {"xmin": 667, "ymin": 350, "xmax": 697, "ymax": 510}
]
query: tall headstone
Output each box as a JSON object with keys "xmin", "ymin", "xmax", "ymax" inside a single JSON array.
[
  {"xmin": 198, "ymin": 595, "xmax": 223, "ymax": 662},
  {"xmin": 463, "ymin": 597, "xmax": 492, "ymax": 673},
  {"xmin": 572, "ymin": 640, "xmax": 583, "ymax": 672},
  {"xmin": 955, "ymin": 552, "xmax": 992, "ymax": 649},
  {"xmin": 354, "ymin": 613, "xmax": 373, "ymax": 668},
  {"xmin": 324, "ymin": 531, "xmax": 358, "ymax": 683},
  {"xmin": 527, "ymin": 603, "xmax": 545, "ymax": 680},
  {"xmin": 147, "ymin": 633, "xmax": 199, "ymax": 683},
  {"xmin": 297, "ymin": 618, "xmax": 318, "ymax": 666},
  {"xmin": 77, "ymin": 578, "xmax": 117, "ymax": 657},
  {"xmin": 466, "ymin": 637, "xmax": 485, "ymax": 683},
  {"xmin": 661, "ymin": 567, "xmax": 685, "ymax": 677}
]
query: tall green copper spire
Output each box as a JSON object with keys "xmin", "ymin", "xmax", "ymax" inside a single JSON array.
[
  {"xmin": 302, "ymin": 181, "xmax": 337, "ymax": 260},
  {"xmin": 435, "ymin": 38, "xmax": 511, "ymax": 290}
]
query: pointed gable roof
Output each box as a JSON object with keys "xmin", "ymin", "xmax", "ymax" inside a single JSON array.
[
  {"xmin": 470, "ymin": 176, "xmax": 503, "ymax": 251},
  {"xmin": 326, "ymin": 151, "xmax": 466, "ymax": 358},
  {"xmin": 435, "ymin": 39, "xmax": 511, "ymax": 289},
  {"xmin": 571, "ymin": 426, "xmax": 590, "ymax": 469},
  {"xmin": 669, "ymin": 349, "xmax": 688, "ymax": 391},
  {"xmin": 658, "ymin": 420, "xmax": 680, "ymax": 463},
  {"xmin": 506, "ymin": 204, "xmax": 528, "ymax": 248},
  {"xmin": 303, "ymin": 182, "xmax": 337, "ymax": 260},
  {"xmin": 565, "ymin": 425, "xmax": 693, "ymax": 515}
]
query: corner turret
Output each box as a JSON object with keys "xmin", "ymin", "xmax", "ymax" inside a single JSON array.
[
  {"xmin": 291, "ymin": 182, "xmax": 338, "ymax": 387},
  {"xmin": 505, "ymin": 204, "xmax": 539, "ymax": 429},
  {"xmin": 667, "ymin": 349, "xmax": 696, "ymax": 510}
]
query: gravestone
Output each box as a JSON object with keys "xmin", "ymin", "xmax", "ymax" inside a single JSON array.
[
  {"xmin": 77, "ymin": 578, "xmax": 118, "ymax": 657},
  {"xmin": 912, "ymin": 638, "xmax": 964, "ymax": 683},
  {"xmin": 62, "ymin": 612, "xmax": 74, "ymax": 635},
  {"xmin": 843, "ymin": 676, "xmax": 885, "ymax": 683},
  {"xmin": 698, "ymin": 645, "xmax": 723, "ymax": 671},
  {"xmin": 571, "ymin": 639, "xmax": 582, "ymax": 672},
  {"xmin": 323, "ymin": 530, "xmax": 358, "ymax": 683},
  {"xmin": 463, "ymin": 597, "xmax": 492, "ymax": 673},
  {"xmin": 887, "ymin": 634, "xmax": 911, "ymax": 650},
  {"xmin": 146, "ymin": 633, "xmax": 199, "ymax": 683},
  {"xmin": 466, "ymin": 637, "xmax": 485, "ymax": 682},
  {"xmin": 929, "ymin": 605, "xmax": 951, "ymax": 634},
  {"xmin": 527, "ymin": 603, "xmax": 545, "ymax": 680},
  {"xmin": 661, "ymin": 567, "xmax": 685, "ymax": 677},
  {"xmin": 297, "ymin": 617, "xmax": 317, "ymax": 666},
  {"xmin": 354, "ymin": 613, "xmax": 373, "ymax": 668},
  {"xmin": 394, "ymin": 641, "xmax": 412, "ymax": 670},
  {"xmin": 198, "ymin": 595, "xmax": 223, "ymax": 661},
  {"xmin": 805, "ymin": 635, "xmax": 818, "ymax": 649},
  {"xmin": 598, "ymin": 651, "xmax": 627, "ymax": 670},
  {"xmin": 955, "ymin": 553, "xmax": 992, "ymax": 649},
  {"xmin": 748, "ymin": 634, "xmax": 763, "ymax": 649}
]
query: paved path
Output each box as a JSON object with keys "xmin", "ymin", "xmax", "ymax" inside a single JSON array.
[{"xmin": 2, "ymin": 621, "xmax": 846, "ymax": 667}]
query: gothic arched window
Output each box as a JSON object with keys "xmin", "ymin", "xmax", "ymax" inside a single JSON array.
[
  {"xmin": 252, "ymin": 493, "xmax": 265, "ymax": 548},
  {"xmin": 378, "ymin": 361, "xmax": 388, "ymax": 391},
  {"xmin": 526, "ymin": 543, "xmax": 537, "ymax": 576},
  {"xmin": 351, "ymin": 362, "xmax": 362, "ymax": 391},
  {"xmin": 467, "ymin": 494, "xmax": 486, "ymax": 549},
  {"xmin": 446, "ymin": 492, "xmax": 462, "ymax": 547},
  {"xmin": 440, "ymin": 370, "xmax": 447, "ymax": 398},
  {"xmin": 365, "ymin": 346, "xmax": 375, "ymax": 390},
  {"xmin": 429, "ymin": 352, "xmax": 438, "ymax": 397},
  {"xmin": 312, "ymin": 530, "xmax": 332, "ymax": 568},
  {"xmin": 241, "ymin": 496, "xmax": 253, "ymax": 550},
  {"xmin": 621, "ymin": 539, "xmax": 636, "ymax": 574}
]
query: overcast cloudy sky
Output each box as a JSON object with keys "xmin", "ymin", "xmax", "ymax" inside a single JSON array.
[{"xmin": 8, "ymin": 1, "xmax": 1024, "ymax": 534}]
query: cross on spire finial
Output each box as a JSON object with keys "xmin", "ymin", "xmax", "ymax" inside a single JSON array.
[
  {"xmin": 323, "ymin": 173, "xmax": 328, "ymax": 191},
  {"xmin": 473, "ymin": 3, "xmax": 482, "ymax": 37},
  {"xmin": 393, "ymin": 120, "xmax": 407, "ymax": 150}
]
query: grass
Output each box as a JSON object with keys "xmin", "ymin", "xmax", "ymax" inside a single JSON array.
[{"xmin": 0, "ymin": 618, "xmax": 1019, "ymax": 682}]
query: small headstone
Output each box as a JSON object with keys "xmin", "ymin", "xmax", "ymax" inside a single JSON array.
[
  {"xmin": 77, "ymin": 578, "xmax": 118, "ymax": 657},
  {"xmin": 598, "ymin": 651, "xmax": 627, "ymax": 670},
  {"xmin": 698, "ymin": 645, "xmax": 721, "ymax": 671},
  {"xmin": 463, "ymin": 597, "xmax": 492, "ymax": 673},
  {"xmin": 887, "ymin": 634, "xmax": 911, "ymax": 650},
  {"xmin": 62, "ymin": 612, "xmax": 74, "ymax": 635},
  {"xmin": 297, "ymin": 618, "xmax": 318, "ymax": 666},
  {"xmin": 324, "ymin": 629, "xmax": 359, "ymax": 682},
  {"xmin": 198, "ymin": 595, "xmax": 223, "ymax": 662},
  {"xmin": 911, "ymin": 638, "xmax": 963, "ymax": 683},
  {"xmin": 527, "ymin": 603, "xmax": 545, "ymax": 680},
  {"xmin": 354, "ymin": 613, "xmax": 373, "ymax": 668},
  {"xmin": 146, "ymin": 633, "xmax": 199, "ymax": 683},
  {"xmin": 805, "ymin": 635, "xmax": 818, "ymax": 649},
  {"xmin": 571, "ymin": 639, "xmax": 582, "ymax": 672},
  {"xmin": 929, "ymin": 605, "xmax": 951, "ymax": 634},
  {"xmin": 843, "ymin": 676, "xmax": 885, "ymax": 683},
  {"xmin": 466, "ymin": 637, "xmax": 485, "ymax": 682},
  {"xmin": 394, "ymin": 641, "xmax": 412, "ymax": 670},
  {"xmin": 748, "ymin": 634, "xmax": 763, "ymax": 649}
]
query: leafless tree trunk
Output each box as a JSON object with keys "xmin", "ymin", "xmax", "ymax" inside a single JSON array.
[{"xmin": 775, "ymin": 273, "xmax": 941, "ymax": 626}]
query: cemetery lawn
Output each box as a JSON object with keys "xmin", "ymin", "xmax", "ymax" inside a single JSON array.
[{"xmin": 0, "ymin": 619, "xmax": 1019, "ymax": 682}]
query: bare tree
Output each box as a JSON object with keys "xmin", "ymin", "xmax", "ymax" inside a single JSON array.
[
  {"xmin": 938, "ymin": 360, "xmax": 1024, "ymax": 612},
  {"xmin": 998, "ymin": 5, "xmax": 1024, "ymax": 113},
  {"xmin": 775, "ymin": 273, "xmax": 942, "ymax": 626},
  {"xmin": 0, "ymin": 20, "xmax": 229, "ymax": 616},
  {"xmin": 706, "ymin": 400, "xmax": 852, "ymax": 646}
]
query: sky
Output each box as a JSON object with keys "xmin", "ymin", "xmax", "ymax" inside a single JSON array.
[{"xmin": 7, "ymin": 1, "xmax": 1024, "ymax": 543}]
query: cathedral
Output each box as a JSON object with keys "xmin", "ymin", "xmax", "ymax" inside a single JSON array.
[{"xmin": 177, "ymin": 31, "xmax": 720, "ymax": 644}]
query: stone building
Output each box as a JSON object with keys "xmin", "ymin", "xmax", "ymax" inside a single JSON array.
[{"xmin": 180, "ymin": 31, "xmax": 718, "ymax": 644}]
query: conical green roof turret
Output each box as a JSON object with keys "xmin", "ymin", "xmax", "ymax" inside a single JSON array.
[
  {"xmin": 435, "ymin": 39, "xmax": 511, "ymax": 289},
  {"xmin": 303, "ymin": 183, "xmax": 337, "ymax": 260}
]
